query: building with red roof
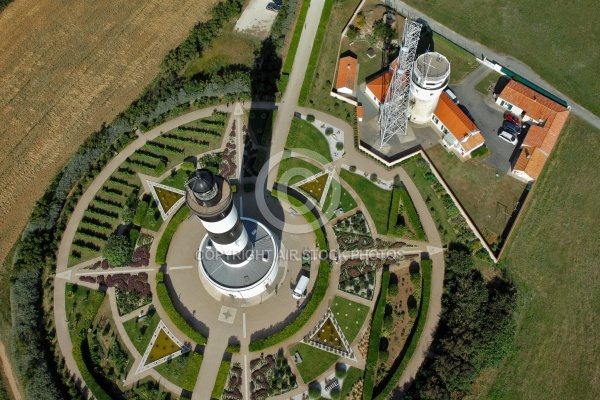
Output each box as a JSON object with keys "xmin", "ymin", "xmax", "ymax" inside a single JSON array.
[
  {"xmin": 497, "ymin": 79, "xmax": 570, "ymax": 181},
  {"xmin": 432, "ymin": 92, "xmax": 485, "ymax": 158},
  {"xmin": 335, "ymin": 55, "xmax": 358, "ymax": 95}
]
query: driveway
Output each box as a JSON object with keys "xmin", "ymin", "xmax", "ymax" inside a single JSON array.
[{"xmin": 450, "ymin": 65, "xmax": 517, "ymax": 172}]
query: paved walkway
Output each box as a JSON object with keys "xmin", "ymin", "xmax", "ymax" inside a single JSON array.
[{"xmin": 387, "ymin": 0, "xmax": 600, "ymax": 130}]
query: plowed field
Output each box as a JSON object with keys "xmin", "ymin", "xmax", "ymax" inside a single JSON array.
[{"xmin": 0, "ymin": 0, "xmax": 217, "ymax": 264}]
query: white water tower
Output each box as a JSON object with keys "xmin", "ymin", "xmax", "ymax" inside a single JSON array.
[{"xmin": 409, "ymin": 52, "xmax": 450, "ymax": 124}]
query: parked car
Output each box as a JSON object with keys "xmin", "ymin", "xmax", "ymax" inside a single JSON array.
[
  {"xmin": 504, "ymin": 113, "xmax": 521, "ymax": 126},
  {"xmin": 502, "ymin": 120, "xmax": 522, "ymax": 135},
  {"xmin": 458, "ymin": 104, "xmax": 474, "ymax": 122},
  {"xmin": 498, "ymin": 130, "xmax": 518, "ymax": 145},
  {"xmin": 266, "ymin": 2, "xmax": 280, "ymax": 11},
  {"xmin": 444, "ymin": 88, "xmax": 459, "ymax": 104}
]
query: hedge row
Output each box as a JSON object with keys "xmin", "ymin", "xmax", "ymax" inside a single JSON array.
[
  {"xmin": 397, "ymin": 187, "xmax": 427, "ymax": 241},
  {"xmin": 363, "ymin": 271, "xmax": 391, "ymax": 399},
  {"xmin": 155, "ymin": 206, "xmax": 191, "ymax": 264},
  {"xmin": 155, "ymin": 272, "xmax": 208, "ymax": 345},
  {"xmin": 211, "ymin": 360, "xmax": 231, "ymax": 399},
  {"xmin": 374, "ymin": 260, "xmax": 432, "ymax": 399},
  {"xmin": 298, "ymin": 0, "xmax": 335, "ymax": 105}
]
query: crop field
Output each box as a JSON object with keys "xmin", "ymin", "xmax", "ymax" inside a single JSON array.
[
  {"xmin": 480, "ymin": 116, "xmax": 600, "ymax": 400},
  {"xmin": 403, "ymin": 0, "xmax": 600, "ymax": 116},
  {"xmin": 0, "ymin": 0, "xmax": 219, "ymax": 266}
]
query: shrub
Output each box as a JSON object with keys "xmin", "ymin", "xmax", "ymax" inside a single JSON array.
[
  {"xmin": 336, "ymin": 142, "xmax": 343, "ymax": 151},
  {"xmin": 379, "ymin": 350, "xmax": 389, "ymax": 363},
  {"xmin": 370, "ymin": 173, "xmax": 377, "ymax": 182},
  {"xmin": 129, "ymin": 229, "xmax": 140, "ymax": 248},
  {"xmin": 308, "ymin": 384, "xmax": 321, "ymax": 399},
  {"xmin": 349, "ymin": 165, "xmax": 356, "ymax": 172},
  {"xmin": 335, "ymin": 362, "xmax": 347, "ymax": 379},
  {"xmin": 133, "ymin": 199, "xmax": 148, "ymax": 226},
  {"xmin": 121, "ymin": 207, "xmax": 134, "ymax": 224},
  {"xmin": 325, "ymin": 127, "xmax": 334, "ymax": 135},
  {"xmin": 330, "ymin": 386, "xmax": 341, "ymax": 400},
  {"xmin": 102, "ymin": 235, "xmax": 133, "ymax": 266},
  {"xmin": 306, "ymin": 114, "xmax": 315, "ymax": 122}
]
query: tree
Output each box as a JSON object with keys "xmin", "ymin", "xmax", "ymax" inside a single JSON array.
[
  {"xmin": 347, "ymin": 25, "xmax": 359, "ymax": 41},
  {"xmin": 373, "ymin": 20, "xmax": 395, "ymax": 41},
  {"xmin": 181, "ymin": 161, "xmax": 196, "ymax": 171},
  {"xmin": 308, "ymin": 384, "xmax": 321, "ymax": 399},
  {"xmin": 103, "ymin": 235, "xmax": 133, "ymax": 266},
  {"xmin": 355, "ymin": 13, "xmax": 366, "ymax": 29}
]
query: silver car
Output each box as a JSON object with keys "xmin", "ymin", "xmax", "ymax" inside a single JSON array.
[{"xmin": 498, "ymin": 130, "xmax": 517, "ymax": 145}]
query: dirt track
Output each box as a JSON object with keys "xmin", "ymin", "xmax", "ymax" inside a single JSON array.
[
  {"xmin": 0, "ymin": 342, "xmax": 21, "ymax": 400},
  {"xmin": 0, "ymin": 0, "xmax": 217, "ymax": 265}
]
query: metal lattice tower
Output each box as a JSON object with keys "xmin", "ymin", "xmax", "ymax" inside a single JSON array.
[{"xmin": 379, "ymin": 19, "xmax": 422, "ymax": 147}]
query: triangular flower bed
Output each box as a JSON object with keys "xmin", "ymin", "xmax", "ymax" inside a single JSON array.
[
  {"xmin": 136, "ymin": 320, "xmax": 190, "ymax": 374},
  {"xmin": 302, "ymin": 308, "xmax": 355, "ymax": 360},
  {"xmin": 291, "ymin": 167, "xmax": 334, "ymax": 208},
  {"xmin": 147, "ymin": 180, "xmax": 185, "ymax": 220}
]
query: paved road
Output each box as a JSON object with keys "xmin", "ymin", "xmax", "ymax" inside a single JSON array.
[
  {"xmin": 386, "ymin": 0, "xmax": 600, "ymax": 131},
  {"xmin": 450, "ymin": 64, "xmax": 517, "ymax": 172}
]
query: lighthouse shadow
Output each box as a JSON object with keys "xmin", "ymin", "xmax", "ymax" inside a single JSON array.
[
  {"xmin": 161, "ymin": 271, "xmax": 210, "ymax": 339},
  {"xmin": 237, "ymin": 187, "xmax": 285, "ymax": 241}
]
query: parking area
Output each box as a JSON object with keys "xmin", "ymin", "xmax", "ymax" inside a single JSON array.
[
  {"xmin": 234, "ymin": 0, "xmax": 279, "ymax": 38},
  {"xmin": 449, "ymin": 65, "xmax": 521, "ymax": 172}
]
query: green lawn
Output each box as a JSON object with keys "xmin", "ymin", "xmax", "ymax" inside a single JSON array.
[
  {"xmin": 276, "ymin": 156, "xmax": 322, "ymax": 186},
  {"xmin": 433, "ymin": 33, "xmax": 479, "ymax": 84},
  {"xmin": 475, "ymin": 70, "xmax": 503, "ymax": 95},
  {"xmin": 403, "ymin": 0, "xmax": 599, "ymax": 116},
  {"xmin": 154, "ymin": 351, "xmax": 202, "ymax": 392},
  {"xmin": 123, "ymin": 311, "xmax": 160, "ymax": 356},
  {"xmin": 322, "ymin": 179, "xmax": 358, "ymax": 219},
  {"xmin": 161, "ymin": 168, "xmax": 189, "ymax": 190},
  {"xmin": 288, "ymin": 343, "xmax": 340, "ymax": 383},
  {"xmin": 285, "ymin": 118, "xmax": 333, "ymax": 163},
  {"xmin": 330, "ymin": 296, "xmax": 371, "ymax": 344},
  {"xmin": 483, "ymin": 116, "xmax": 600, "ymax": 400},
  {"xmin": 425, "ymin": 144, "xmax": 525, "ymax": 245},
  {"xmin": 341, "ymin": 366, "xmax": 364, "ymax": 399},
  {"xmin": 339, "ymin": 169, "xmax": 392, "ymax": 234}
]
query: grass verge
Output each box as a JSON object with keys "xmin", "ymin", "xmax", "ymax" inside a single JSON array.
[
  {"xmin": 154, "ymin": 351, "xmax": 202, "ymax": 392},
  {"xmin": 211, "ymin": 360, "xmax": 231, "ymax": 399},
  {"xmin": 475, "ymin": 70, "xmax": 502, "ymax": 95},
  {"xmin": 397, "ymin": 187, "xmax": 426, "ymax": 241},
  {"xmin": 433, "ymin": 33, "xmax": 478, "ymax": 84},
  {"xmin": 122, "ymin": 312, "xmax": 160, "ymax": 356}
]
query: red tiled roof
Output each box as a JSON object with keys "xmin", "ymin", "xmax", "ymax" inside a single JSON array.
[
  {"xmin": 514, "ymin": 147, "xmax": 548, "ymax": 180},
  {"xmin": 366, "ymin": 69, "xmax": 392, "ymax": 103},
  {"xmin": 499, "ymin": 80, "xmax": 567, "ymax": 121},
  {"xmin": 336, "ymin": 56, "xmax": 357, "ymax": 92},
  {"xmin": 434, "ymin": 92, "xmax": 479, "ymax": 140},
  {"xmin": 357, "ymin": 105, "xmax": 363, "ymax": 119},
  {"xmin": 461, "ymin": 132, "xmax": 485, "ymax": 152},
  {"xmin": 540, "ymin": 110, "xmax": 569, "ymax": 154}
]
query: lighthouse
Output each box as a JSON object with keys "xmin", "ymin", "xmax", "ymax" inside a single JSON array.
[
  {"xmin": 409, "ymin": 52, "xmax": 451, "ymax": 124},
  {"xmin": 185, "ymin": 169, "xmax": 279, "ymax": 299}
]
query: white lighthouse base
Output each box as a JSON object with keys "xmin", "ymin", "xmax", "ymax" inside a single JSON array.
[{"xmin": 197, "ymin": 218, "xmax": 280, "ymax": 300}]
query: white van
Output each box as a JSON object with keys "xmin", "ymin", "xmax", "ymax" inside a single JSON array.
[
  {"xmin": 292, "ymin": 276, "xmax": 310, "ymax": 299},
  {"xmin": 444, "ymin": 88, "xmax": 459, "ymax": 104}
]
